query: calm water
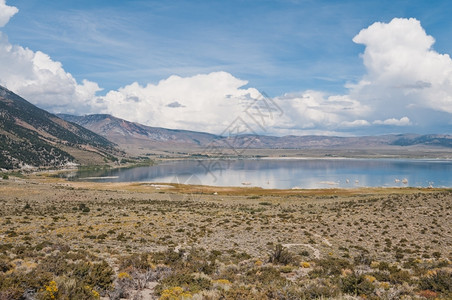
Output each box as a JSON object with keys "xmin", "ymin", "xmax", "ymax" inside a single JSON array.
[{"xmin": 72, "ymin": 158, "xmax": 452, "ymax": 189}]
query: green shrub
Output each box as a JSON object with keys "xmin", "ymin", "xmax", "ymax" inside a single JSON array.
[
  {"xmin": 432, "ymin": 251, "xmax": 442, "ymax": 259},
  {"xmin": 118, "ymin": 252, "xmax": 152, "ymax": 271},
  {"xmin": 389, "ymin": 270, "xmax": 412, "ymax": 284},
  {"xmin": 36, "ymin": 253, "xmax": 69, "ymax": 276},
  {"xmin": 340, "ymin": 273, "xmax": 375, "ymax": 296},
  {"xmin": 155, "ymin": 273, "xmax": 211, "ymax": 295},
  {"xmin": 78, "ymin": 203, "xmax": 90, "ymax": 213},
  {"xmin": 247, "ymin": 266, "xmax": 288, "ymax": 287},
  {"xmin": 151, "ymin": 248, "xmax": 184, "ymax": 267},
  {"xmin": 150, "ymin": 248, "xmax": 217, "ymax": 275},
  {"xmin": 369, "ymin": 271, "xmax": 390, "ymax": 282},
  {"xmin": 268, "ymin": 244, "xmax": 296, "ymax": 265},
  {"xmin": 419, "ymin": 270, "xmax": 452, "ymax": 295},
  {"xmin": 219, "ymin": 286, "xmax": 266, "ymax": 300},
  {"xmin": 310, "ymin": 257, "xmax": 352, "ymax": 278},
  {"xmin": 0, "ymin": 260, "xmax": 13, "ymax": 273},
  {"xmin": 354, "ymin": 253, "xmax": 372, "ymax": 266},
  {"xmin": 0, "ymin": 287, "xmax": 24, "ymax": 300},
  {"xmin": 299, "ymin": 278, "xmax": 340, "ymax": 298},
  {"xmin": 86, "ymin": 261, "xmax": 114, "ymax": 291},
  {"xmin": 0, "ymin": 269, "xmax": 53, "ymax": 298}
]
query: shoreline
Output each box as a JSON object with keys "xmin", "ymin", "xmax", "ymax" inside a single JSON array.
[
  {"xmin": 3, "ymin": 149, "xmax": 452, "ymax": 174},
  {"xmin": 14, "ymin": 174, "xmax": 450, "ymax": 196},
  {"xmin": 52, "ymin": 156, "xmax": 452, "ymax": 190}
]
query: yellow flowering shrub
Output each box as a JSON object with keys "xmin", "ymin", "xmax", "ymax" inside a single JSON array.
[
  {"xmin": 300, "ymin": 262, "xmax": 311, "ymax": 268},
  {"xmin": 43, "ymin": 280, "xmax": 58, "ymax": 300},
  {"xmin": 364, "ymin": 275, "xmax": 376, "ymax": 283},
  {"xmin": 213, "ymin": 279, "xmax": 231, "ymax": 285},
  {"xmin": 379, "ymin": 282, "xmax": 390, "ymax": 289},
  {"xmin": 160, "ymin": 286, "xmax": 192, "ymax": 300},
  {"xmin": 91, "ymin": 289, "xmax": 100, "ymax": 299},
  {"xmin": 341, "ymin": 268, "xmax": 353, "ymax": 277},
  {"xmin": 84, "ymin": 285, "xmax": 100, "ymax": 299},
  {"xmin": 118, "ymin": 272, "xmax": 131, "ymax": 279}
]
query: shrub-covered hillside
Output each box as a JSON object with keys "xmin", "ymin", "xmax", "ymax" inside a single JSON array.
[{"xmin": 0, "ymin": 86, "xmax": 120, "ymax": 169}]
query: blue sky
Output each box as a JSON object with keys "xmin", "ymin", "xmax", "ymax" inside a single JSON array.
[
  {"xmin": 1, "ymin": 0, "xmax": 452, "ymax": 135},
  {"xmin": 5, "ymin": 0, "xmax": 452, "ymax": 95}
]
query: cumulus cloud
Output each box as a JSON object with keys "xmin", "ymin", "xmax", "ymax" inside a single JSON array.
[
  {"xmin": 76, "ymin": 18, "xmax": 452, "ymax": 134},
  {"xmin": 0, "ymin": 32, "xmax": 101, "ymax": 114},
  {"xmin": 1, "ymin": 8, "xmax": 452, "ymax": 135},
  {"xmin": 373, "ymin": 117, "xmax": 411, "ymax": 126},
  {"xmin": 273, "ymin": 91, "xmax": 369, "ymax": 132},
  {"xmin": 340, "ymin": 120, "xmax": 371, "ymax": 128},
  {"xmin": 0, "ymin": 0, "xmax": 18, "ymax": 27},
  {"xmin": 97, "ymin": 72, "xmax": 263, "ymax": 133},
  {"xmin": 96, "ymin": 80, "xmax": 371, "ymax": 134},
  {"xmin": 350, "ymin": 18, "xmax": 452, "ymax": 117}
]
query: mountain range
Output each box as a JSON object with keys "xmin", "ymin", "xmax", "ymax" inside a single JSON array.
[
  {"xmin": 58, "ymin": 113, "xmax": 452, "ymax": 152},
  {"xmin": 1, "ymin": 84, "xmax": 451, "ymax": 170}
]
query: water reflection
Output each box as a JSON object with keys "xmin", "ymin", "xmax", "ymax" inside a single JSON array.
[{"xmin": 73, "ymin": 158, "xmax": 452, "ymax": 189}]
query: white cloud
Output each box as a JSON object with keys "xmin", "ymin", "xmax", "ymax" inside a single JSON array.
[
  {"xmin": 340, "ymin": 119, "xmax": 370, "ymax": 128},
  {"xmin": 94, "ymin": 77, "xmax": 370, "ymax": 135},
  {"xmin": 273, "ymin": 91, "xmax": 369, "ymax": 132},
  {"xmin": 373, "ymin": 117, "xmax": 411, "ymax": 126},
  {"xmin": 0, "ymin": 32, "xmax": 101, "ymax": 114},
  {"xmin": 94, "ymin": 18, "xmax": 452, "ymax": 134},
  {"xmin": 0, "ymin": 0, "xmax": 18, "ymax": 27},
  {"xmin": 350, "ymin": 18, "xmax": 452, "ymax": 117},
  {"xmin": 98, "ymin": 72, "xmax": 263, "ymax": 133},
  {"xmin": 1, "ymin": 9, "xmax": 452, "ymax": 135}
]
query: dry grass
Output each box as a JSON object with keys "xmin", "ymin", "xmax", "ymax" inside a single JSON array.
[{"xmin": 2, "ymin": 176, "xmax": 451, "ymax": 259}]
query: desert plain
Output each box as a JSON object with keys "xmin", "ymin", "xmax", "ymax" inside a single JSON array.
[{"xmin": 0, "ymin": 173, "xmax": 451, "ymax": 299}]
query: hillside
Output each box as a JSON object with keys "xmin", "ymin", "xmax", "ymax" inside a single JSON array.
[
  {"xmin": 222, "ymin": 133, "xmax": 452, "ymax": 149},
  {"xmin": 58, "ymin": 114, "xmax": 452, "ymax": 155},
  {"xmin": 0, "ymin": 86, "xmax": 120, "ymax": 169},
  {"xmin": 390, "ymin": 134, "xmax": 452, "ymax": 147},
  {"xmin": 58, "ymin": 113, "xmax": 222, "ymax": 150}
]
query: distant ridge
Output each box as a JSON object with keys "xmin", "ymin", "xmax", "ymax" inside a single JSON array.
[
  {"xmin": 0, "ymin": 86, "xmax": 121, "ymax": 169},
  {"xmin": 57, "ymin": 113, "xmax": 222, "ymax": 149},
  {"xmin": 58, "ymin": 113, "xmax": 452, "ymax": 150},
  {"xmin": 391, "ymin": 134, "xmax": 452, "ymax": 147}
]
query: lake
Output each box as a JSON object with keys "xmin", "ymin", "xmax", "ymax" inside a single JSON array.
[{"xmin": 72, "ymin": 158, "xmax": 452, "ymax": 189}]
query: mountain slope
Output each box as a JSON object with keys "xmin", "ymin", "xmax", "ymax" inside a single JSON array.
[
  {"xmin": 391, "ymin": 134, "xmax": 452, "ymax": 147},
  {"xmin": 0, "ymin": 86, "xmax": 120, "ymax": 169},
  {"xmin": 59, "ymin": 113, "xmax": 452, "ymax": 153},
  {"xmin": 58, "ymin": 113, "xmax": 222, "ymax": 148},
  {"xmin": 218, "ymin": 134, "xmax": 401, "ymax": 149}
]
